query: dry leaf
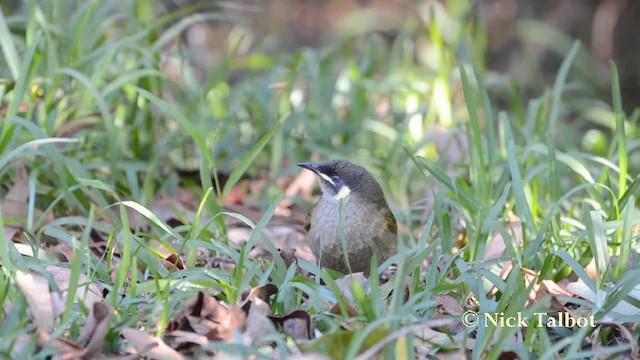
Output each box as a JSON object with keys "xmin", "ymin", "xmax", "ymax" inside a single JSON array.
[
  {"xmin": 166, "ymin": 330, "xmax": 209, "ymax": 347},
  {"xmin": 584, "ymin": 258, "xmax": 598, "ymax": 281},
  {"xmin": 431, "ymin": 295, "xmax": 467, "ymax": 335},
  {"xmin": 168, "ymin": 291, "xmax": 247, "ymax": 343},
  {"xmin": 434, "ymin": 295, "xmax": 464, "ymax": 316},
  {"xmin": 5, "ymin": 162, "xmax": 29, "ymax": 202},
  {"xmin": 566, "ymin": 279, "xmax": 640, "ymax": 321},
  {"xmin": 206, "ymin": 305, "xmax": 246, "ymax": 342},
  {"xmin": 79, "ymin": 302, "xmax": 114, "ymax": 357},
  {"xmin": 334, "ymin": 273, "xmax": 368, "ymax": 304},
  {"xmin": 45, "ymin": 240, "xmax": 76, "ymax": 262},
  {"xmin": 330, "ymin": 303, "xmax": 359, "ymax": 318},
  {"xmin": 46, "ymin": 265, "xmax": 103, "ymax": 311},
  {"xmin": 269, "ymin": 309, "xmax": 313, "ymax": 339},
  {"xmin": 122, "ymin": 328, "xmax": 185, "ymax": 360},
  {"xmin": 224, "ymin": 182, "xmax": 247, "ymax": 205},
  {"xmin": 160, "ymin": 253, "xmax": 185, "ymax": 272},
  {"xmin": 241, "ymin": 284, "xmax": 279, "ymax": 344},
  {"xmin": 2, "ymin": 162, "xmax": 31, "ymax": 245},
  {"xmin": 36, "ymin": 329, "xmax": 84, "ymax": 359},
  {"xmin": 279, "ymin": 248, "xmax": 298, "ymax": 269},
  {"xmin": 485, "ymin": 221, "xmax": 523, "ymax": 260},
  {"xmin": 15, "ymin": 271, "xmax": 57, "ymax": 332},
  {"xmin": 497, "ymin": 262, "xmax": 573, "ymax": 307},
  {"xmin": 244, "ymin": 295, "xmax": 274, "ymax": 344},
  {"xmin": 245, "ymin": 284, "xmax": 278, "ymax": 304},
  {"xmin": 591, "ymin": 323, "xmax": 639, "ymax": 359}
]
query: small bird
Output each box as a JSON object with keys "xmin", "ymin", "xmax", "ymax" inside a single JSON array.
[{"xmin": 297, "ymin": 160, "xmax": 397, "ymax": 275}]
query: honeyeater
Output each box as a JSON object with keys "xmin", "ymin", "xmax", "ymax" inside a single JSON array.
[{"xmin": 298, "ymin": 160, "xmax": 397, "ymax": 275}]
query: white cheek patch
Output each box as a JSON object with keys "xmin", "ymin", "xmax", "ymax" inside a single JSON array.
[
  {"xmin": 319, "ymin": 173, "xmax": 335, "ymax": 186},
  {"xmin": 333, "ymin": 185, "xmax": 351, "ymax": 200}
]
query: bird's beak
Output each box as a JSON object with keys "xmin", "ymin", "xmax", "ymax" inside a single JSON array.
[
  {"xmin": 298, "ymin": 161, "xmax": 337, "ymax": 189},
  {"xmin": 297, "ymin": 162, "xmax": 321, "ymax": 174}
]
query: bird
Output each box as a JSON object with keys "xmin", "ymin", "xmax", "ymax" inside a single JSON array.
[{"xmin": 297, "ymin": 159, "xmax": 397, "ymax": 275}]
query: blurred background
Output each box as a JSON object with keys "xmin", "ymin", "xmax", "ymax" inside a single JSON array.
[
  {"xmin": 1, "ymin": 0, "xmax": 638, "ymax": 222},
  {"xmin": 145, "ymin": 0, "xmax": 639, "ymax": 111},
  {"xmin": 24, "ymin": 0, "xmax": 633, "ymax": 109}
]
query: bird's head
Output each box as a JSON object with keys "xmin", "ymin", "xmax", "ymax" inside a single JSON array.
[{"xmin": 297, "ymin": 160, "xmax": 385, "ymax": 202}]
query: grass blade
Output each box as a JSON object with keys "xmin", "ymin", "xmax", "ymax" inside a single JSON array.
[{"xmin": 222, "ymin": 117, "xmax": 284, "ymax": 198}]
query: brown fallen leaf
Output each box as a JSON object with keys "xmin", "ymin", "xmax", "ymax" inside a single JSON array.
[
  {"xmin": 36, "ymin": 329, "xmax": 85, "ymax": 359},
  {"xmin": 0, "ymin": 100, "xmax": 29, "ymax": 116},
  {"xmin": 2, "ymin": 162, "xmax": 32, "ymax": 246},
  {"xmin": 79, "ymin": 302, "xmax": 114, "ymax": 357},
  {"xmin": 244, "ymin": 292, "xmax": 274, "ymax": 345},
  {"xmin": 591, "ymin": 322, "xmax": 639, "ymax": 359},
  {"xmin": 584, "ymin": 258, "xmax": 598, "ymax": 282},
  {"xmin": 5, "ymin": 161, "xmax": 29, "ymax": 203},
  {"xmin": 491, "ymin": 351, "xmax": 519, "ymax": 360},
  {"xmin": 497, "ymin": 262, "xmax": 573, "ymax": 308},
  {"xmin": 206, "ymin": 305, "xmax": 246, "ymax": 342},
  {"xmin": 2, "ymin": 199, "xmax": 31, "ymax": 220},
  {"xmin": 279, "ymin": 248, "xmax": 298, "ymax": 269},
  {"xmin": 122, "ymin": 328, "xmax": 185, "ymax": 360},
  {"xmin": 353, "ymin": 320, "xmax": 461, "ymax": 360},
  {"xmin": 15, "ymin": 271, "xmax": 59, "ymax": 332},
  {"xmin": 334, "ymin": 273, "xmax": 368, "ymax": 305},
  {"xmin": 269, "ymin": 309, "xmax": 314, "ymax": 339},
  {"xmin": 166, "ymin": 330, "xmax": 209, "ymax": 347},
  {"xmin": 45, "ymin": 240, "xmax": 76, "ymax": 262},
  {"xmin": 484, "ymin": 221, "xmax": 523, "ymax": 261},
  {"xmin": 330, "ymin": 302, "xmax": 359, "ymax": 318},
  {"xmin": 160, "ymin": 253, "xmax": 185, "ymax": 272},
  {"xmin": 46, "ymin": 265, "xmax": 103, "ymax": 312},
  {"xmin": 565, "ymin": 279, "xmax": 640, "ymax": 322},
  {"xmin": 167, "ymin": 291, "xmax": 247, "ymax": 343},
  {"xmin": 224, "ymin": 182, "xmax": 248, "ymax": 205},
  {"xmin": 243, "ymin": 284, "xmax": 278, "ymax": 306},
  {"xmin": 431, "ymin": 294, "xmax": 467, "ymax": 335},
  {"xmin": 434, "ymin": 294, "xmax": 464, "ymax": 316},
  {"xmin": 54, "ymin": 119, "xmax": 98, "ymax": 137},
  {"xmin": 241, "ymin": 284, "xmax": 279, "ymax": 344},
  {"xmin": 585, "ymin": 256, "xmax": 634, "ymax": 283}
]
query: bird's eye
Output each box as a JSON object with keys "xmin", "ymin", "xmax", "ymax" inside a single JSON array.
[{"xmin": 332, "ymin": 176, "xmax": 340, "ymax": 183}]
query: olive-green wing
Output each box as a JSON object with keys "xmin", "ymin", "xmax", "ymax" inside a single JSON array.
[
  {"xmin": 304, "ymin": 210, "xmax": 311, "ymax": 232},
  {"xmin": 304, "ymin": 202, "xmax": 317, "ymax": 232},
  {"xmin": 383, "ymin": 205, "xmax": 397, "ymax": 235}
]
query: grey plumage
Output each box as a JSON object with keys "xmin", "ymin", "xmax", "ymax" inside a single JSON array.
[{"xmin": 299, "ymin": 160, "xmax": 397, "ymax": 275}]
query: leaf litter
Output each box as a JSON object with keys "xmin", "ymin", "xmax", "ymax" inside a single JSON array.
[{"xmin": 2, "ymin": 162, "xmax": 637, "ymax": 358}]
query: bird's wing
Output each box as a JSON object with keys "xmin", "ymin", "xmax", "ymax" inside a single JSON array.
[
  {"xmin": 304, "ymin": 197, "xmax": 325, "ymax": 232},
  {"xmin": 383, "ymin": 205, "xmax": 397, "ymax": 235},
  {"xmin": 304, "ymin": 206, "xmax": 312, "ymax": 232}
]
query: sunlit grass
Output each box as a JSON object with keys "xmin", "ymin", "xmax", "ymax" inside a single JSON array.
[{"xmin": 0, "ymin": 1, "xmax": 639, "ymax": 359}]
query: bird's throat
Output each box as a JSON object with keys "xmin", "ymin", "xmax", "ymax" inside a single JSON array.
[{"xmin": 332, "ymin": 185, "xmax": 351, "ymax": 200}]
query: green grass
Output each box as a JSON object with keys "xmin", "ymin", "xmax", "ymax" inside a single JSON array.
[{"xmin": 1, "ymin": 1, "xmax": 639, "ymax": 359}]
